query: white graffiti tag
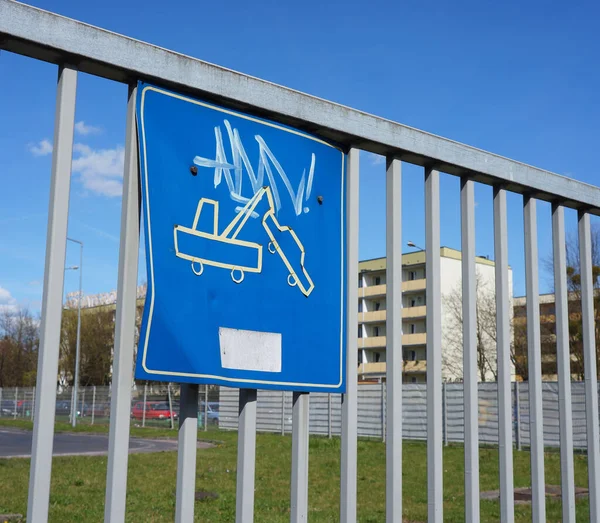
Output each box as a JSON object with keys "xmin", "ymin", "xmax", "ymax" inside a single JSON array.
[{"xmin": 192, "ymin": 120, "xmax": 315, "ymax": 217}]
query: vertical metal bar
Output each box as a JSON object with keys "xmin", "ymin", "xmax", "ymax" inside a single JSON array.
[
  {"xmin": 493, "ymin": 187, "xmax": 515, "ymax": 523},
  {"xmin": 524, "ymin": 196, "xmax": 546, "ymax": 523},
  {"xmin": 27, "ymin": 65, "xmax": 77, "ymax": 523},
  {"xmin": 92, "ymin": 386, "xmax": 96, "ymax": 426},
  {"xmin": 104, "ymin": 84, "xmax": 140, "ymax": 523},
  {"xmin": 381, "ymin": 380, "xmax": 386, "ymax": 443},
  {"xmin": 14, "ymin": 386, "xmax": 18, "ymax": 419},
  {"xmin": 552, "ymin": 204, "xmax": 576, "ymax": 523},
  {"xmin": 328, "ymin": 393, "xmax": 332, "ymax": 439},
  {"xmin": 142, "ymin": 384, "xmax": 147, "ymax": 428},
  {"xmin": 425, "ymin": 167, "xmax": 443, "ymax": 523},
  {"xmin": 515, "ymin": 381, "xmax": 521, "ymax": 451},
  {"xmin": 175, "ymin": 384, "xmax": 199, "ymax": 523},
  {"xmin": 281, "ymin": 390, "xmax": 286, "ymax": 436},
  {"xmin": 69, "ymin": 385, "xmax": 74, "ymax": 423},
  {"xmin": 31, "ymin": 386, "xmax": 35, "ymax": 421},
  {"xmin": 168, "ymin": 384, "xmax": 174, "ymax": 430},
  {"xmin": 71, "ymin": 239, "xmax": 83, "ymax": 428},
  {"xmin": 443, "ymin": 383, "xmax": 448, "ymax": 447},
  {"xmin": 291, "ymin": 392, "xmax": 309, "ymax": 523},
  {"xmin": 578, "ymin": 210, "xmax": 600, "ymax": 523},
  {"xmin": 341, "ymin": 147, "xmax": 359, "ymax": 523},
  {"xmin": 461, "ymin": 178, "xmax": 480, "ymax": 521},
  {"xmin": 81, "ymin": 388, "xmax": 85, "ymax": 423},
  {"xmin": 236, "ymin": 388, "xmax": 257, "ymax": 523},
  {"xmin": 204, "ymin": 386, "xmax": 209, "ymax": 432},
  {"xmin": 0, "ymin": 389, "xmax": 2, "ymax": 418},
  {"xmin": 385, "ymin": 156, "xmax": 402, "ymax": 523}
]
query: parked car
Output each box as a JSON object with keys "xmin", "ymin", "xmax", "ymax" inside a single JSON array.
[
  {"xmin": 55, "ymin": 400, "xmax": 81, "ymax": 417},
  {"xmin": 82, "ymin": 402, "xmax": 111, "ymax": 418},
  {"xmin": 199, "ymin": 402, "xmax": 219, "ymax": 425},
  {"xmin": 131, "ymin": 401, "xmax": 178, "ymax": 421}
]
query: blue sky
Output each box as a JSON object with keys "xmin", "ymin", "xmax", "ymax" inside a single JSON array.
[{"xmin": 0, "ymin": 0, "xmax": 598, "ymax": 312}]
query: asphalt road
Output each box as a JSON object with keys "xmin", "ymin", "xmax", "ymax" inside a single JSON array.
[{"xmin": 0, "ymin": 428, "xmax": 212, "ymax": 458}]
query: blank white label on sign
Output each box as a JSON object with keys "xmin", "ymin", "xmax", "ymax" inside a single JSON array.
[{"xmin": 219, "ymin": 327, "xmax": 282, "ymax": 373}]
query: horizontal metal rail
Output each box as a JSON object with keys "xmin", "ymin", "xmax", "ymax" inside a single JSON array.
[{"xmin": 1, "ymin": 0, "xmax": 599, "ymax": 213}]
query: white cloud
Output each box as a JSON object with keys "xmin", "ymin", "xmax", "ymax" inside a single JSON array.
[
  {"xmin": 0, "ymin": 286, "xmax": 17, "ymax": 314},
  {"xmin": 363, "ymin": 151, "xmax": 385, "ymax": 166},
  {"xmin": 75, "ymin": 121, "xmax": 102, "ymax": 136},
  {"xmin": 29, "ymin": 139, "xmax": 53, "ymax": 157},
  {"xmin": 72, "ymin": 143, "xmax": 125, "ymax": 197}
]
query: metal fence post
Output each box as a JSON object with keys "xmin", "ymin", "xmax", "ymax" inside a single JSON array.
[
  {"xmin": 204, "ymin": 386, "xmax": 209, "ymax": 432},
  {"xmin": 425, "ymin": 167, "xmax": 443, "ymax": 523},
  {"xmin": 443, "ymin": 383, "xmax": 448, "ymax": 447},
  {"xmin": 0, "ymin": 388, "xmax": 2, "ymax": 418},
  {"xmin": 524, "ymin": 196, "xmax": 546, "ymax": 523},
  {"xmin": 493, "ymin": 187, "xmax": 515, "ymax": 523},
  {"xmin": 553, "ymin": 203, "xmax": 576, "ymax": 523},
  {"xmin": 328, "ymin": 394, "xmax": 332, "ymax": 439},
  {"xmin": 381, "ymin": 381, "xmax": 386, "ymax": 443},
  {"xmin": 578, "ymin": 210, "xmax": 600, "ymax": 522},
  {"xmin": 92, "ymin": 386, "xmax": 96, "ymax": 425},
  {"xmin": 104, "ymin": 83, "xmax": 140, "ymax": 523},
  {"xmin": 461, "ymin": 177, "xmax": 480, "ymax": 522},
  {"xmin": 31, "ymin": 386, "xmax": 35, "ymax": 421},
  {"xmin": 236, "ymin": 389, "xmax": 257, "ymax": 523},
  {"xmin": 514, "ymin": 381, "xmax": 521, "ymax": 451},
  {"xmin": 81, "ymin": 388, "xmax": 85, "ymax": 423},
  {"xmin": 340, "ymin": 147, "xmax": 359, "ymax": 523},
  {"xmin": 168, "ymin": 384, "xmax": 174, "ymax": 430},
  {"xmin": 175, "ymin": 383, "xmax": 199, "ymax": 523},
  {"xmin": 27, "ymin": 64, "xmax": 77, "ymax": 523},
  {"xmin": 281, "ymin": 390, "xmax": 286, "ymax": 436},
  {"xmin": 291, "ymin": 392, "xmax": 309, "ymax": 523},
  {"xmin": 13, "ymin": 386, "xmax": 17, "ymax": 419},
  {"xmin": 142, "ymin": 383, "xmax": 147, "ymax": 428},
  {"xmin": 385, "ymin": 154, "xmax": 403, "ymax": 523}
]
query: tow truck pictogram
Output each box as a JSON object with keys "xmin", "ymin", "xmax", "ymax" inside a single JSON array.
[{"xmin": 173, "ymin": 186, "xmax": 315, "ymax": 297}]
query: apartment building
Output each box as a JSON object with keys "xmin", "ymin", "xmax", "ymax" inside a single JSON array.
[
  {"xmin": 512, "ymin": 292, "xmax": 596, "ymax": 381},
  {"xmin": 358, "ymin": 247, "xmax": 512, "ymax": 383}
]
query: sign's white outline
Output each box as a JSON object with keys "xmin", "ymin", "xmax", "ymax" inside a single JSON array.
[{"xmin": 139, "ymin": 85, "xmax": 346, "ymax": 389}]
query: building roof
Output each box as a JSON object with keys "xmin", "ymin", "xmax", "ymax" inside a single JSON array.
[{"xmin": 359, "ymin": 246, "xmax": 497, "ymax": 272}]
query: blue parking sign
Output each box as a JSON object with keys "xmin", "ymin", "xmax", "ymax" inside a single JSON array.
[{"xmin": 135, "ymin": 83, "xmax": 347, "ymax": 392}]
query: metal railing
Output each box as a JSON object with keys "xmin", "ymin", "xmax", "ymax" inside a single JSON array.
[{"xmin": 2, "ymin": 1, "xmax": 600, "ymax": 522}]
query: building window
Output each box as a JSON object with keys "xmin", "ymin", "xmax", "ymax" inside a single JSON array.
[
  {"xmin": 411, "ymin": 377, "xmax": 417, "ymax": 384},
  {"xmin": 358, "ymin": 274, "xmax": 363, "ymax": 288},
  {"xmin": 375, "ymin": 276, "xmax": 381, "ymax": 285},
  {"xmin": 409, "ymin": 271, "xmax": 416, "ymax": 281},
  {"xmin": 373, "ymin": 326, "xmax": 379, "ymax": 337},
  {"xmin": 359, "ymin": 301, "xmax": 363, "ymax": 312},
  {"xmin": 358, "ymin": 326, "xmax": 362, "ymax": 338},
  {"xmin": 375, "ymin": 302, "xmax": 381, "ymax": 311},
  {"xmin": 410, "ymin": 324, "xmax": 416, "ymax": 334},
  {"xmin": 410, "ymin": 298, "xmax": 416, "ymax": 307},
  {"xmin": 375, "ymin": 352, "xmax": 381, "ymax": 363}
]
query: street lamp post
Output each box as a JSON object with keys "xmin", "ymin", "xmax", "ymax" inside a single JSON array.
[
  {"xmin": 66, "ymin": 237, "xmax": 83, "ymax": 428},
  {"xmin": 407, "ymin": 240, "xmax": 424, "ymax": 251}
]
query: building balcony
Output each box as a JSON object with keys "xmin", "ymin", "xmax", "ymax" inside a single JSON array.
[
  {"xmin": 357, "ymin": 279, "xmax": 426, "ymax": 297},
  {"xmin": 357, "ymin": 333, "xmax": 426, "ymax": 347},
  {"xmin": 403, "ymin": 333, "xmax": 426, "ymax": 346},
  {"xmin": 403, "ymin": 305, "xmax": 426, "ymax": 319},
  {"xmin": 358, "ymin": 362, "xmax": 386, "ymax": 376},
  {"xmin": 359, "ymin": 284, "xmax": 386, "ymax": 298},
  {"xmin": 404, "ymin": 360, "xmax": 426, "ymax": 373},
  {"xmin": 358, "ymin": 336, "xmax": 386, "ymax": 349},
  {"xmin": 359, "ymin": 310, "xmax": 386, "ymax": 323},
  {"xmin": 403, "ymin": 279, "xmax": 426, "ymax": 293},
  {"xmin": 359, "ymin": 306, "xmax": 427, "ymax": 324}
]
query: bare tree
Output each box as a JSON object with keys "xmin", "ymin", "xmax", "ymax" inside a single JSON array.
[
  {"xmin": 541, "ymin": 225, "xmax": 600, "ymax": 381},
  {"xmin": 0, "ymin": 307, "xmax": 39, "ymax": 387},
  {"xmin": 442, "ymin": 272, "xmax": 499, "ymax": 382}
]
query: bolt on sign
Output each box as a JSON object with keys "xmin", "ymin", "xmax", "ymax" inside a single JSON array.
[{"xmin": 135, "ymin": 82, "xmax": 347, "ymax": 392}]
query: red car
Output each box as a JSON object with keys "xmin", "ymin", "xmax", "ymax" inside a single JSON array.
[{"xmin": 131, "ymin": 401, "xmax": 178, "ymax": 421}]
